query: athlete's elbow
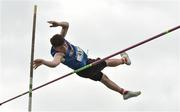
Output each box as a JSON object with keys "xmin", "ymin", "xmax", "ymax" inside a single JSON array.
[
  {"xmin": 49, "ymin": 64, "xmax": 57, "ymax": 68},
  {"xmin": 65, "ymin": 22, "xmax": 69, "ymax": 26},
  {"xmin": 51, "ymin": 62, "xmax": 60, "ymax": 68},
  {"xmin": 63, "ymin": 22, "xmax": 69, "ymax": 28}
]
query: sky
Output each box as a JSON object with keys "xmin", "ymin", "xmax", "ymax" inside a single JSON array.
[{"xmin": 0, "ymin": 0, "xmax": 180, "ymax": 112}]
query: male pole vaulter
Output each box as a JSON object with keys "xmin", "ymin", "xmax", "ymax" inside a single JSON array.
[{"xmin": 33, "ymin": 21, "xmax": 141, "ymax": 100}]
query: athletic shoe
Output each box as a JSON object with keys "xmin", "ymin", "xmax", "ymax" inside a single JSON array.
[
  {"xmin": 120, "ymin": 52, "xmax": 131, "ymax": 65},
  {"xmin": 123, "ymin": 91, "xmax": 141, "ymax": 100}
]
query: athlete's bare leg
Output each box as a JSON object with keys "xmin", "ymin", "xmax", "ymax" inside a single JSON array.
[
  {"xmin": 100, "ymin": 74, "xmax": 126, "ymax": 95},
  {"xmin": 105, "ymin": 58, "xmax": 125, "ymax": 67},
  {"xmin": 100, "ymin": 74, "xmax": 141, "ymax": 100},
  {"xmin": 101, "ymin": 53, "xmax": 141, "ymax": 100},
  {"xmin": 105, "ymin": 52, "xmax": 131, "ymax": 67}
]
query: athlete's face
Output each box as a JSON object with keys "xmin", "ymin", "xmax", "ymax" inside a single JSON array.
[{"xmin": 54, "ymin": 43, "xmax": 67, "ymax": 53}]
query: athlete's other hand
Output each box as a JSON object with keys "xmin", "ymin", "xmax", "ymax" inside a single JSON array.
[
  {"xmin": 33, "ymin": 59, "xmax": 44, "ymax": 69},
  {"xmin": 47, "ymin": 21, "xmax": 59, "ymax": 27}
]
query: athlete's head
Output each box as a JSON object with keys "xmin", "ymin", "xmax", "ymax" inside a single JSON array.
[{"xmin": 50, "ymin": 34, "xmax": 65, "ymax": 48}]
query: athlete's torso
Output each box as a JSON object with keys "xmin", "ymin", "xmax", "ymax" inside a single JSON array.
[{"xmin": 51, "ymin": 40, "xmax": 88, "ymax": 70}]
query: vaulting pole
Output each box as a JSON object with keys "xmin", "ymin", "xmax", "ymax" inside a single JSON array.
[
  {"xmin": 28, "ymin": 5, "xmax": 37, "ymax": 112},
  {"xmin": 0, "ymin": 25, "xmax": 179, "ymax": 106}
]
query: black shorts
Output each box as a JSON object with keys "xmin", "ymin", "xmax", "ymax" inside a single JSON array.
[{"xmin": 77, "ymin": 58, "xmax": 107, "ymax": 81}]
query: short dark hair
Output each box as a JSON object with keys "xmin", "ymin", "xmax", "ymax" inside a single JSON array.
[{"xmin": 50, "ymin": 34, "xmax": 65, "ymax": 48}]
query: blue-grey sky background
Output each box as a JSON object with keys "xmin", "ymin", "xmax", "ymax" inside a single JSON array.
[{"xmin": 0, "ymin": 0, "xmax": 180, "ymax": 112}]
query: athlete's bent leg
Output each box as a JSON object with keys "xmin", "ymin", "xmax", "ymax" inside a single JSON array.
[
  {"xmin": 105, "ymin": 59, "xmax": 125, "ymax": 67},
  {"xmin": 100, "ymin": 74, "xmax": 141, "ymax": 100},
  {"xmin": 105, "ymin": 52, "xmax": 131, "ymax": 67}
]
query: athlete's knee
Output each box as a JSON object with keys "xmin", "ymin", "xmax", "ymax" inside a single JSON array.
[
  {"xmin": 100, "ymin": 74, "xmax": 109, "ymax": 83},
  {"xmin": 105, "ymin": 60, "xmax": 108, "ymax": 66},
  {"xmin": 105, "ymin": 59, "xmax": 112, "ymax": 66}
]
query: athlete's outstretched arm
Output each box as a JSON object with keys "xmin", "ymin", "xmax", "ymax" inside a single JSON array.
[
  {"xmin": 47, "ymin": 21, "xmax": 69, "ymax": 38},
  {"xmin": 33, "ymin": 53, "xmax": 64, "ymax": 69}
]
